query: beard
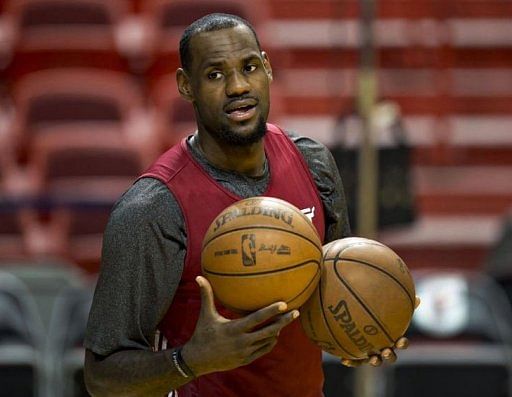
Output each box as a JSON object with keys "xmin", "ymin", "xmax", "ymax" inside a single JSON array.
[{"xmin": 215, "ymin": 115, "xmax": 267, "ymax": 146}]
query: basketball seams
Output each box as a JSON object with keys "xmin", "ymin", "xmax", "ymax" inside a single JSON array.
[
  {"xmin": 285, "ymin": 268, "xmax": 321, "ymax": 307},
  {"xmin": 323, "ymin": 241, "xmax": 387, "ymax": 263},
  {"xmin": 203, "ymin": 225, "xmax": 322, "ymax": 254},
  {"xmin": 324, "ymin": 240, "xmax": 415, "ymax": 309},
  {"xmin": 340, "ymin": 258, "xmax": 415, "ymax": 311},
  {"xmin": 333, "ymin": 262, "xmax": 396, "ymax": 345},
  {"xmin": 202, "ymin": 259, "xmax": 320, "ymax": 277},
  {"xmin": 322, "ymin": 241, "xmax": 342, "ymax": 262}
]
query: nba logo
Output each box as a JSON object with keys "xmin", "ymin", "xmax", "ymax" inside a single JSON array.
[{"xmin": 241, "ymin": 234, "xmax": 257, "ymax": 266}]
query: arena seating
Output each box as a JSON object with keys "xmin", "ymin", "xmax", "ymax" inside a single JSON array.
[
  {"xmin": 0, "ymin": 204, "xmax": 45, "ymax": 260},
  {"xmin": 0, "ymin": 1, "xmax": 510, "ymax": 394},
  {"xmin": 8, "ymin": 68, "xmax": 149, "ymax": 160},
  {"xmin": 259, "ymin": 0, "xmax": 512, "ymax": 270},
  {"xmin": 0, "ymin": 0, "xmax": 132, "ymax": 80}
]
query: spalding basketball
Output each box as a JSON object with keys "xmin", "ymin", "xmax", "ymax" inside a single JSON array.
[
  {"xmin": 300, "ymin": 237, "xmax": 416, "ymax": 360},
  {"xmin": 201, "ymin": 197, "xmax": 322, "ymax": 312}
]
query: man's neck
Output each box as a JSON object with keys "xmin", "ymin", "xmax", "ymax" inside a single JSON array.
[{"xmin": 192, "ymin": 134, "xmax": 267, "ymax": 178}]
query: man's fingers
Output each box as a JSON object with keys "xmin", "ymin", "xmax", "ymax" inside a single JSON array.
[
  {"xmin": 341, "ymin": 349, "xmax": 397, "ymax": 368},
  {"xmin": 415, "ymin": 296, "xmax": 421, "ymax": 309},
  {"xmin": 247, "ymin": 310, "xmax": 299, "ymax": 341},
  {"xmin": 381, "ymin": 348, "xmax": 397, "ymax": 363},
  {"xmin": 340, "ymin": 358, "xmax": 367, "ymax": 368},
  {"xmin": 395, "ymin": 337, "xmax": 409, "ymax": 350},
  {"xmin": 236, "ymin": 301, "xmax": 290, "ymax": 332},
  {"xmin": 196, "ymin": 276, "xmax": 219, "ymax": 320},
  {"xmin": 340, "ymin": 359, "xmax": 359, "ymax": 367},
  {"xmin": 368, "ymin": 355, "xmax": 382, "ymax": 367}
]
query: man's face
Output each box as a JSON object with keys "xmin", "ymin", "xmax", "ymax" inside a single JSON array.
[{"xmin": 182, "ymin": 25, "xmax": 272, "ymax": 146}]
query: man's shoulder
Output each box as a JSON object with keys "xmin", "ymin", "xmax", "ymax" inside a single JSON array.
[
  {"xmin": 278, "ymin": 128, "xmax": 339, "ymax": 184},
  {"xmin": 281, "ymin": 129, "xmax": 331, "ymax": 158},
  {"xmin": 110, "ymin": 177, "xmax": 175, "ymax": 221}
]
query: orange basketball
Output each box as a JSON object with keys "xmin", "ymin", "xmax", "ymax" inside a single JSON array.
[
  {"xmin": 300, "ymin": 237, "xmax": 416, "ymax": 360},
  {"xmin": 201, "ymin": 197, "xmax": 322, "ymax": 312}
]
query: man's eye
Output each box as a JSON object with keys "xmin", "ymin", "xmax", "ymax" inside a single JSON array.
[
  {"xmin": 245, "ymin": 64, "xmax": 257, "ymax": 73},
  {"xmin": 208, "ymin": 72, "xmax": 222, "ymax": 80}
]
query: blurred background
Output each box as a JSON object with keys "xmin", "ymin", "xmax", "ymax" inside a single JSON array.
[{"xmin": 0, "ymin": 0, "xmax": 511, "ymax": 396}]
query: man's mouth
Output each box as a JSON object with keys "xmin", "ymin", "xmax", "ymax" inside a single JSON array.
[{"xmin": 224, "ymin": 99, "xmax": 258, "ymax": 122}]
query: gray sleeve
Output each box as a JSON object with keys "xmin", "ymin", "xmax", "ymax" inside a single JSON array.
[
  {"xmin": 84, "ymin": 178, "xmax": 186, "ymax": 356},
  {"xmin": 288, "ymin": 131, "xmax": 351, "ymax": 242}
]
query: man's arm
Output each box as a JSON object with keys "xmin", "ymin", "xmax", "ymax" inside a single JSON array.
[
  {"xmin": 84, "ymin": 178, "xmax": 188, "ymax": 395},
  {"xmin": 85, "ymin": 277, "xmax": 299, "ymax": 396},
  {"xmin": 290, "ymin": 132, "xmax": 351, "ymax": 241},
  {"xmin": 84, "ymin": 348, "xmax": 189, "ymax": 396}
]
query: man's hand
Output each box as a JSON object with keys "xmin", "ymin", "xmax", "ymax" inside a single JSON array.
[
  {"xmin": 340, "ymin": 296, "xmax": 421, "ymax": 368},
  {"xmin": 181, "ymin": 276, "xmax": 299, "ymax": 377}
]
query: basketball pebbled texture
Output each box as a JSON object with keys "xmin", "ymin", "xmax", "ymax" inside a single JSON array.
[
  {"xmin": 300, "ymin": 237, "xmax": 416, "ymax": 359},
  {"xmin": 201, "ymin": 197, "xmax": 323, "ymax": 312}
]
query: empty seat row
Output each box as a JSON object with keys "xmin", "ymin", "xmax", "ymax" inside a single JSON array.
[
  {"xmin": 0, "ymin": 0, "xmax": 269, "ymax": 79},
  {"xmin": 0, "ymin": 202, "xmax": 112, "ymax": 273}
]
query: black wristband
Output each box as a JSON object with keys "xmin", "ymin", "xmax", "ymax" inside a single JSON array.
[{"xmin": 171, "ymin": 347, "xmax": 195, "ymax": 378}]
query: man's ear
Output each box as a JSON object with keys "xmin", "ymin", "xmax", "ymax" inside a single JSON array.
[
  {"xmin": 261, "ymin": 51, "xmax": 273, "ymax": 82},
  {"xmin": 176, "ymin": 68, "xmax": 193, "ymax": 101}
]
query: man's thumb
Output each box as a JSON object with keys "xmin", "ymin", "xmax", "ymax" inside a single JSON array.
[{"xmin": 196, "ymin": 276, "xmax": 217, "ymax": 319}]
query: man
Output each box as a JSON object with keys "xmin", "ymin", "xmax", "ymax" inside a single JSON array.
[{"xmin": 84, "ymin": 13, "xmax": 414, "ymax": 397}]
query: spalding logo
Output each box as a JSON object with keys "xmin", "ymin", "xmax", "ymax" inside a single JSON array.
[
  {"xmin": 213, "ymin": 206, "xmax": 294, "ymax": 232},
  {"xmin": 328, "ymin": 299, "xmax": 376, "ymax": 354}
]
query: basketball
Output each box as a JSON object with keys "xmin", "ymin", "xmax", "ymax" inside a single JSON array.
[
  {"xmin": 201, "ymin": 197, "xmax": 322, "ymax": 312},
  {"xmin": 300, "ymin": 237, "xmax": 416, "ymax": 360}
]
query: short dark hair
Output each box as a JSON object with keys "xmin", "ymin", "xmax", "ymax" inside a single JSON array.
[{"xmin": 179, "ymin": 13, "xmax": 262, "ymax": 71}]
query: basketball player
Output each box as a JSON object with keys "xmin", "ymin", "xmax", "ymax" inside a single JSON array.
[{"xmin": 84, "ymin": 13, "xmax": 418, "ymax": 396}]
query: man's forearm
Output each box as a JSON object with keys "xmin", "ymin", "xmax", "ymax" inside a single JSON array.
[{"xmin": 84, "ymin": 348, "xmax": 194, "ymax": 396}]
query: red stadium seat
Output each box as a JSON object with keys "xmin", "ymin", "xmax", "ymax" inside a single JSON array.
[
  {"xmin": 0, "ymin": 207, "xmax": 31, "ymax": 260},
  {"xmin": 25, "ymin": 126, "xmax": 144, "ymax": 201},
  {"xmin": 0, "ymin": 204, "xmax": 59, "ymax": 261},
  {"xmin": 0, "ymin": 0, "xmax": 133, "ymax": 78},
  {"xmin": 43, "ymin": 206, "xmax": 112, "ymax": 273},
  {"xmin": 9, "ymin": 68, "xmax": 161, "ymax": 166},
  {"xmin": 20, "ymin": 127, "xmax": 145, "ymax": 271},
  {"xmin": 149, "ymin": 75, "xmax": 196, "ymax": 148}
]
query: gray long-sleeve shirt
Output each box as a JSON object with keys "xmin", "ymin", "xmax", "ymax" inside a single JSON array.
[{"xmin": 85, "ymin": 131, "xmax": 350, "ymax": 356}]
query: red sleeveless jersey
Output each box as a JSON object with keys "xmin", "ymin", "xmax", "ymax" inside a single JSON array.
[{"xmin": 141, "ymin": 124, "xmax": 326, "ymax": 397}]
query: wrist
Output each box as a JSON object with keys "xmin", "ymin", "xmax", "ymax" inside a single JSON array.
[
  {"xmin": 170, "ymin": 347, "xmax": 196, "ymax": 379},
  {"xmin": 180, "ymin": 343, "xmax": 205, "ymax": 377}
]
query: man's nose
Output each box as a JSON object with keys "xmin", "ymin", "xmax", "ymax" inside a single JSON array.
[{"xmin": 225, "ymin": 71, "xmax": 250, "ymax": 97}]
